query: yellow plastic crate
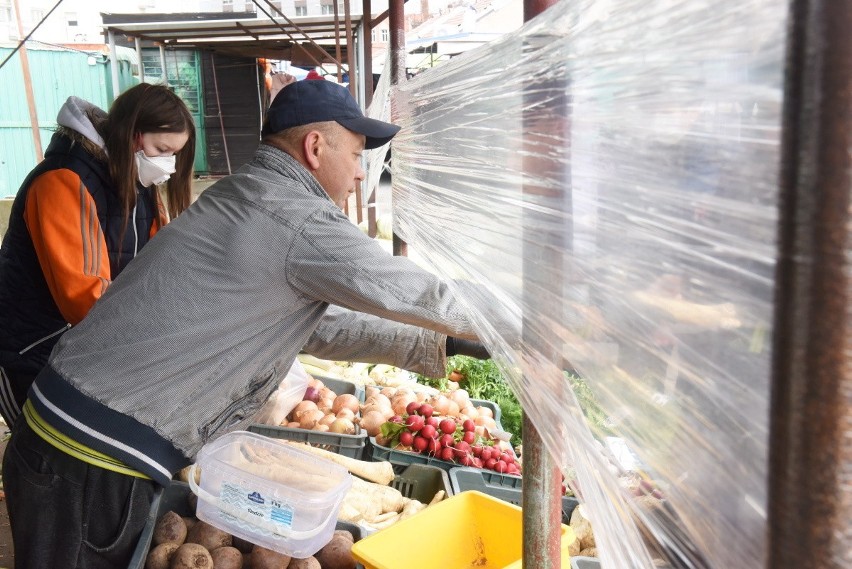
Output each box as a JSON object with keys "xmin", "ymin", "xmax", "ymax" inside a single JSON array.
[{"xmin": 351, "ymin": 490, "xmax": 576, "ymax": 569}]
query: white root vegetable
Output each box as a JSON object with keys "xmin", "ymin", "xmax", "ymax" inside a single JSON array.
[{"xmin": 285, "ymin": 442, "xmax": 394, "ymax": 485}]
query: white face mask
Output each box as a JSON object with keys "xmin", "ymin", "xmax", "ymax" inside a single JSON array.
[{"xmin": 135, "ymin": 150, "xmax": 177, "ymax": 187}]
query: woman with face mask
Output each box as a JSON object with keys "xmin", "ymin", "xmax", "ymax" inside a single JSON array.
[{"xmin": 0, "ymin": 83, "xmax": 195, "ymax": 428}]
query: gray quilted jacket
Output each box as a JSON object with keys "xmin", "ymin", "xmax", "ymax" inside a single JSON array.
[{"xmin": 31, "ymin": 144, "xmax": 477, "ymax": 484}]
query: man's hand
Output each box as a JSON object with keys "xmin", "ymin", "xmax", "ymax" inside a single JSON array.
[{"xmin": 446, "ymin": 337, "xmax": 490, "ymax": 359}]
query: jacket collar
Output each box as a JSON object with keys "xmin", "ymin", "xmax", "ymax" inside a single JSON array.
[{"xmin": 254, "ymin": 143, "xmax": 332, "ymax": 203}]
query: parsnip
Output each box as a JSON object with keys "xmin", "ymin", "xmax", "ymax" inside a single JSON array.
[{"xmin": 285, "ymin": 442, "xmax": 394, "ymax": 485}]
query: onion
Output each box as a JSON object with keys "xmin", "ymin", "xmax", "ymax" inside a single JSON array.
[
  {"xmin": 446, "ymin": 400, "xmax": 461, "ymax": 417},
  {"xmin": 336, "ymin": 408, "xmax": 356, "ymax": 421},
  {"xmin": 461, "ymin": 406, "xmax": 479, "ymax": 419},
  {"xmin": 317, "ymin": 397, "xmax": 335, "ymax": 413},
  {"xmin": 365, "ymin": 386, "xmax": 380, "ymax": 400},
  {"xmin": 308, "ymin": 377, "xmax": 325, "ymax": 390},
  {"xmin": 360, "ymin": 410, "xmax": 387, "ymax": 437},
  {"xmin": 291, "ymin": 400, "xmax": 318, "ymax": 421},
  {"xmin": 286, "ymin": 421, "xmax": 301, "ymax": 429},
  {"xmin": 328, "ymin": 418, "xmax": 356, "ymax": 435},
  {"xmin": 367, "ymin": 393, "xmax": 392, "ymax": 409},
  {"xmin": 380, "ymin": 387, "xmax": 397, "ymax": 399},
  {"xmin": 476, "ymin": 406, "xmax": 494, "ymax": 419},
  {"xmin": 313, "ymin": 424, "xmax": 330, "ymax": 432},
  {"xmin": 332, "ymin": 394, "xmax": 361, "ymax": 415},
  {"xmin": 432, "ymin": 395, "xmax": 450, "ymax": 416},
  {"xmin": 450, "ymin": 389, "xmax": 470, "ymax": 408},
  {"xmin": 299, "ymin": 409, "xmax": 325, "ymax": 430},
  {"xmin": 303, "ymin": 386, "xmax": 321, "ymax": 403},
  {"xmin": 318, "ymin": 413, "xmax": 337, "ymax": 427},
  {"xmin": 391, "ymin": 395, "xmax": 415, "ymax": 416},
  {"xmin": 416, "ymin": 391, "xmax": 430, "ymax": 403},
  {"xmin": 319, "ymin": 387, "xmax": 336, "ymax": 400}
]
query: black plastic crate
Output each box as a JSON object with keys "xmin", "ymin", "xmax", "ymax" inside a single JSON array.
[
  {"xmin": 369, "ymin": 436, "xmax": 457, "ymax": 473},
  {"xmin": 248, "ymin": 423, "xmax": 368, "ymax": 459},
  {"xmin": 449, "ymin": 466, "xmax": 579, "ymax": 524},
  {"xmin": 390, "ymin": 464, "xmax": 453, "ymax": 504},
  {"xmin": 129, "ymin": 481, "xmax": 364, "ymax": 569}
]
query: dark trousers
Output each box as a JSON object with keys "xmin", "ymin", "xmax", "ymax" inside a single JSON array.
[{"xmin": 2, "ymin": 417, "xmax": 158, "ymax": 569}]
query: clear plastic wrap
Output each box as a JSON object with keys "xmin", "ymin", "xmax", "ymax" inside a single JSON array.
[{"xmin": 389, "ymin": 0, "xmax": 786, "ymax": 567}]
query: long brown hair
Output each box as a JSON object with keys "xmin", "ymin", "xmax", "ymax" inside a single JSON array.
[{"xmin": 100, "ymin": 83, "xmax": 196, "ymax": 226}]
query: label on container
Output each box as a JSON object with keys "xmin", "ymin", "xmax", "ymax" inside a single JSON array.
[{"xmin": 218, "ymin": 481, "xmax": 294, "ymax": 531}]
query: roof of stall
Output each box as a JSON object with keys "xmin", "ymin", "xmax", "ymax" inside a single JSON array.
[{"xmin": 101, "ymin": 11, "xmax": 362, "ymax": 64}]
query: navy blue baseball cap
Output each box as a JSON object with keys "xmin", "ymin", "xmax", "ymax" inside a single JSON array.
[{"xmin": 262, "ymin": 79, "xmax": 400, "ymax": 149}]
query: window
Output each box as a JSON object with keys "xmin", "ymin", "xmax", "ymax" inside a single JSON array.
[
  {"xmin": 0, "ymin": 1, "xmax": 13, "ymax": 23},
  {"xmin": 381, "ymin": 28, "xmax": 388, "ymax": 42},
  {"xmin": 65, "ymin": 12, "xmax": 78, "ymax": 27},
  {"xmin": 295, "ymin": 5, "xmax": 307, "ymax": 15},
  {"xmin": 31, "ymin": 9, "xmax": 44, "ymax": 23},
  {"xmin": 371, "ymin": 29, "xmax": 375, "ymax": 42},
  {"xmin": 244, "ymin": 1, "xmax": 255, "ymax": 11},
  {"xmin": 222, "ymin": 0, "xmax": 233, "ymax": 11},
  {"xmin": 321, "ymin": 4, "xmax": 334, "ymax": 14}
]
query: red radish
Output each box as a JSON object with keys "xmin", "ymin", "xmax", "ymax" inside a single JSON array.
[
  {"xmin": 439, "ymin": 434, "xmax": 455, "ymax": 448},
  {"xmin": 494, "ymin": 460, "xmax": 508, "ymax": 473},
  {"xmin": 501, "ymin": 451, "xmax": 515, "ymax": 464},
  {"xmin": 480, "ymin": 447, "xmax": 492, "ymax": 461},
  {"xmin": 418, "ymin": 403, "xmax": 433, "ymax": 418},
  {"xmin": 390, "ymin": 415, "xmax": 403, "ymax": 423},
  {"xmin": 439, "ymin": 447, "xmax": 454, "ymax": 462},
  {"xmin": 412, "ymin": 436, "xmax": 428, "ymax": 452},
  {"xmin": 406, "ymin": 401, "xmax": 421, "ymax": 416},
  {"xmin": 420, "ymin": 425, "xmax": 437, "ymax": 439},
  {"xmin": 472, "ymin": 445, "xmax": 484, "ymax": 458},
  {"xmin": 405, "ymin": 415, "xmax": 425, "ymax": 432},
  {"xmin": 484, "ymin": 458, "xmax": 497, "ymax": 470},
  {"xmin": 400, "ymin": 431, "xmax": 414, "ymax": 446},
  {"xmin": 472, "ymin": 457, "xmax": 484, "ymax": 468},
  {"xmin": 459, "ymin": 454, "xmax": 473, "ymax": 466},
  {"xmin": 462, "ymin": 419, "xmax": 476, "ymax": 432},
  {"xmin": 426, "ymin": 438, "xmax": 441, "ymax": 456},
  {"xmin": 425, "ymin": 417, "xmax": 440, "ymax": 428},
  {"xmin": 462, "ymin": 431, "xmax": 475, "ymax": 445},
  {"xmin": 454, "ymin": 441, "xmax": 471, "ymax": 454},
  {"xmin": 439, "ymin": 419, "xmax": 456, "ymax": 435}
]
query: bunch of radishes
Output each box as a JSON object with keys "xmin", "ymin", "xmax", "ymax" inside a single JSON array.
[{"xmin": 380, "ymin": 401, "xmax": 521, "ymax": 475}]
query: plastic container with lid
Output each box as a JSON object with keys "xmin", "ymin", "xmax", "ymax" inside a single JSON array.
[{"xmin": 188, "ymin": 430, "xmax": 352, "ymax": 558}]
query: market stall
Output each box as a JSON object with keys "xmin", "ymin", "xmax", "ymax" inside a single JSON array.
[{"xmin": 132, "ymin": 0, "xmax": 851, "ymax": 566}]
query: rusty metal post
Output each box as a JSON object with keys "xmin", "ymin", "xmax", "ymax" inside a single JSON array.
[
  {"xmin": 388, "ymin": 0, "xmax": 407, "ymax": 256},
  {"xmin": 11, "ymin": 0, "xmax": 42, "ymax": 161},
  {"xmin": 767, "ymin": 0, "xmax": 852, "ymax": 568},
  {"xmin": 521, "ymin": 0, "xmax": 565, "ymax": 567}
]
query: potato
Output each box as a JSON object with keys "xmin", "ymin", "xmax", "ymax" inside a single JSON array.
[
  {"xmin": 210, "ymin": 546, "xmax": 243, "ymax": 569},
  {"xmin": 315, "ymin": 535, "xmax": 355, "ymax": 569},
  {"xmin": 170, "ymin": 543, "xmax": 213, "ymax": 569},
  {"xmin": 231, "ymin": 535, "xmax": 255, "ymax": 553},
  {"xmin": 182, "ymin": 516, "xmax": 197, "ymax": 533},
  {"xmin": 288, "ymin": 557, "xmax": 320, "ymax": 569},
  {"xmin": 153, "ymin": 511, "xmax": 187, "ymax": 546},
  {"xmin": 186, "ymin": 520, "xmax": 232, "ymax": 551},
  {"xmin": 145, "ymin": 542, "xmax": 180, "ymax": 569},
  {"xmin": 250, "ymin": 545, "xmax": 292, "ymax": 569},
  {"xmin": 332, "ymin": 529, "xmax": 354, "ymax": 543}
]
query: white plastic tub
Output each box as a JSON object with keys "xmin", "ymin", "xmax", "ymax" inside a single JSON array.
[{"xmin": 188, "ymin": 430, "xmax": 352, "ymax": 558}]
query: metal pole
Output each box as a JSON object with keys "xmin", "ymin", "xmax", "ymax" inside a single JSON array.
[
  {"xmin": 11, "ymin": 0, "xmax": 42, "ymax": 161},
  {"xmin": 159, "ymin": 44, "xmax": 167, "ymax": 84},
  {"xmin": 107, "ymin": 29, "xmax": 121, "ymax": 102},
  {"xmin": 767, "ymin": 0, "xmax": 852, "ymax": 567},
  {"xmin": 388, "ymin": 0, "xmax": 406, "ymax": 257},
  {"xmin": 521, "ymin": 0, "xmax": 564, "ymax": 566},
  {"xmin": 210, "ymin": 54, "xmax": 232, "ymax": 175},
  {"xmin": 333, "ymin": 0, "xmax": 343, "ymax": 82},
  {"xmin": 134, "ymin": 37, "xmax": 143, "ymax": 82},
  {"xmin": 362, "ymin": 0, "xmax": 374, "ymax": 105}
]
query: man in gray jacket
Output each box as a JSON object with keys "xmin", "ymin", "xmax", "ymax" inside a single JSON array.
[{"xmin": 3, "ymin": 79, "xmax": 489, "ymax": 569}]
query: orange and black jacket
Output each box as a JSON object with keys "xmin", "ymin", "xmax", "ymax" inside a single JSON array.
[{"xmin": 0, "ymin": 130, "xmax": 166, "ymax": 377}]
